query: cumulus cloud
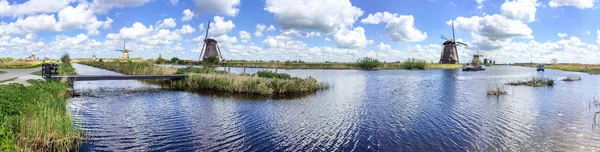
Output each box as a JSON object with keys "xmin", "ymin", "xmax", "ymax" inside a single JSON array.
[
  {"xmin": 0, "ymin": 0, "xmax": 75, "ymax": 17},
  {"xmin": 194, "ymin": 0, "xmax": 240, "ymax": 16},
  {"xmin": 177, "ymin": 24, "xmax": 196, "ymax": 35},
  {"xmin": 90, "ymin": 0, "xmax": 151, "ymax": 14},
  {"xmin": 476, "ymin": 0, "xmax": 486, "ymax": 9},
  {"xmin": 549, "ymin": 0, "xmax": 595, "ymax": 9},
  {"xmin": 208, "ymin": 16, "xmax": 235, "ymax": 37},
  {"xmin": 334, "ymin": 27, "xmax": 370, "ymax": 49},
  {"xmin": 500, "ymin": 0, "xmax": 538, "ymax": 22},
  {"xmin": 558, "ymin": 33, "xmax": 567, "ymax": 38},
  {"xmin": 264, "ymin": 0, "xmax": 363, "ymax": 34},
  {"xmin": 361, "ymin": 12, "xmax": 427, "ymax": 42},
  {"xmin": 157, "ymin": 18, "xmax": 176, "ymax": 29},
  {"xmin": 182, "ymin": 9, "xmax": 194, "ymax": 21},
  {"xmin": 450, "ymin": 14, "xmax": 533, "ymax": 41},
  {"xmin": 254, "ymin": 24, "xmax": 276, "ymax": 37},
  {"xmin": 106, "ymin": 22, "xmax": 153, "ymax": 40},
  {"xmin": 239, "ymin": 31, "xmax": 251, "ymax": 43}
]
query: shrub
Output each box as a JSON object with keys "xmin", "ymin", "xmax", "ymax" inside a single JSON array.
[
  {"xmin": 402, "ymin": 58, "xmax": 427, "ymax": 69},
  {"xmin": 255, "ymin": 70, "xmax": 291, "ymax": 79},
  {"xmin": 206, "ymin": 56, "xmax": 219, "ymax": 65},
  {"xmin": 170, "ymin": 57, "xmax": 180, "ymax": 64},
  {"xmin": 60, "ymin": 53, "xmax": 71, "ymax": 65},
  {"xmin": 357, "ymin": 57, "xmax": 380, "ymax": 70},
  {"xmin": 156, "ymin": 53, "xmax": 166, "ymax": 64},
  {"xmin": 487, "ymin": 84, "xmax": 508, "ymax": 96}
]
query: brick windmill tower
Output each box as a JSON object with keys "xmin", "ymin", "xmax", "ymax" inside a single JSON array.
[
  {"xmin": 199, "ymin": 20, "xmax": 223, "ymax": 61},
  {"xmin": 439, "ymin": 21, "xmax": 467, "ymax": 64}
]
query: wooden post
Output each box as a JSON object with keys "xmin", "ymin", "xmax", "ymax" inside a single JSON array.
[
  {"xmin": 243, "ymin": 68, "xmax": 246, "ymax": 74},
  {"xmin": 228, "ymin": 67, "xmax": 231, "ymax": 73},
  {"xmin": 275, "ymin": 68, "xmax": 278, "ymax": 73}
]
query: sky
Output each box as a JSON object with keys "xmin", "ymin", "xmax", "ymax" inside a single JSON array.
[{"xmin": 0, "ymin": 0, "xmax": 599, "ymax": 64}]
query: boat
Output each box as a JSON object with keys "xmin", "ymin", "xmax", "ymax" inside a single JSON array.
[
  {"xmin": 536, "ymin": 64, "xmax": 545, "ymax": 71},
  {"xmin": 462, "ymin": 49, "xmax": 486, "ymax": 71}
]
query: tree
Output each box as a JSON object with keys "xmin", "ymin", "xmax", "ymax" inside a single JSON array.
[
  {"xmin": 156, "ymin": 53, "xmax": 166, "ymax": 64},
  {"xmin": 60, "ymin": 53, "xmax": 71, "ymax": 65},
  {"xmin": 170, "ymin": 57, "xmax": 180, "ymax": 64},
  {"xmin": 551, "ymin": 58, "xmax": 557, "ymax": 64},
  {"xmin": 357, "ymin": 57, "xmax": 380, "ymax": 70}
]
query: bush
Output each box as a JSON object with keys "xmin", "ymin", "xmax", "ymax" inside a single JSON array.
[
  {"xmin": 403, "ymin": 58, "xmax": 427, "ymax": 69},
  {"xmin": 156, "ymin": 53, "xmax": 166, "ymax": 64},
  {"xmin": 255, "ymin": 70, "xmax": 291, "ymax": 79},
  {"xmin": 357, "ymin": 57, "xmax": 380, "ymax": 70},
  {"xmin": 206, "ymin": 56, "xmax": 219, "ymax": 65},
  {"xmin": 170, "ymin": 57, "xmax": 180, "ymax": 64},
  {"xmin": 60, "ymin": 53, "xmax": 71, "ymax": 65}
]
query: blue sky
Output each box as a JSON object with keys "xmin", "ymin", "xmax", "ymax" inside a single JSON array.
[{"xmin": 0, "ymin": 0, "xmax": 599, "ymax": 63}]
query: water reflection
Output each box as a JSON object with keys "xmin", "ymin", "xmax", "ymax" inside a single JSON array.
[{"xmin": 69, "ymin": 65, "xmax": 600, "ymax": 151}]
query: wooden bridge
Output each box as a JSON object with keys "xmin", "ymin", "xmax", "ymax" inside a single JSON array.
[{"xmin": 42, "ymin": 63, "xmax": 187, "ymax": 83}]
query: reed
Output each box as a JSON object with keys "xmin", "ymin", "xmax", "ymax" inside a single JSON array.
[
  {"xmin": 487, "ymin": 84, "xmax": 508, "ymax": 96},
  {"xmin": 171, "ymin": 74, "xmax": 325, "ymax": 95},
  {"xmin": 175, "ymin": 66, "xmax": 228, "ymax": 74},
  {"xmin": 506, "ymin": 77, "xmax": 555, "ymax": 86},
  {"xmin": 0, "ymin": 64, "xmax": 81, "ymax": 151},
  {"xmin": 82, "ymin": 61, "xmax": 177, "ymax": 75},
  {"xmin": 402, "ymin": 58, "xmax": 427, "ymax": 69},
  {"xmin": 222, "ymin": 61, "xmax": 460, "ymax": 70},
  {"xmin": 561, "ymin": 75, "xmax": 582, "ymax": 81}
]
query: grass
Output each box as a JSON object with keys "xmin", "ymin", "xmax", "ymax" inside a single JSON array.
[
  {"xmin": 0, "ymin": 78, "xmax": 17, "ymax": 83},
  {"xmin": 31, "ymin": 70, "xmax": 43, "ymax": 76},
  {"xmin": 506, "ymin": 77, "xmax": 555, "ymax": 87},
  {"xmin": 0, "ymin": 63, "xmax": 81, "ymax": 151},
  {"xmin": 487, "ymin": 84, "xmax": 508, "ymax": 96},
  {"xmin": 221, "ymin": 61, "xmax": 461, "ymax": 70},
  {"xmin": 561, "ymin": 75, "xmax": 582, "ymax": 81},
  {"xmin": 545, "ymin": 64, "xmax": 600, "ymax": 74},
  {"xmin": 0, "ymin": 61, "xmax": 42, "ymax": 69},
  {"xmin": 0, "ymin": 71, "xmax": 5, "ymax": 74},
  {"xmin": 80, "ymin": 61, "xmax": 328, "ymax": 95},
  {"xmin": 402, "ymin": 58, "xmax": 427, "ymax": 69}
]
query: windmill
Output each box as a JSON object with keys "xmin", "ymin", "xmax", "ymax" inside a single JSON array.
[
  {"xmin": 199, "ymin": 20, "xmax": 224, "ymax": 61},
  {"xmin": 439, "ymin": 21, "xmax": 467, "ymax": 64},
  {"xmin": 115, "ymin": 41, "xmax": 131, "ymax": 59}
]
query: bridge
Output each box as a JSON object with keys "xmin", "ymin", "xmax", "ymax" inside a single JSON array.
[{"xmin": 42, "ymin": 63, "xmax": 187, "ymax": 86}]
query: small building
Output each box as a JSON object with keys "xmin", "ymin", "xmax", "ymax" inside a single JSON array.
[{"xmin": 26, "ymin": 54, "xmax": 36, "ymax": 61}]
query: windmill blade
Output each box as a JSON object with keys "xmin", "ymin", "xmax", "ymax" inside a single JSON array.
[
  {"xmin": 199, "ymin": 43, "xmax": 206, "ymax": 61},
  {"xmin": 441, "ymin": 37, "xmax": 452, "ymax": 41},
  {"xmin": 216, "ymin": 43, "xmax": 224, "ymax": 60},
  {"xmin": 204, "ymin": 20, "xmax": 211, "ymax": 40},
  {"xmin": 456, "ymin": 41, "xmax": 468, "ymax": 46},
  {"xmin": 115, "ymin": 50, "xmax": 122, "ymax": 52}
]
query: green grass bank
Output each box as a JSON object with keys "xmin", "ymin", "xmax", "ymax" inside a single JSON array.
[
  {"xmin": 220, "ymin": 61, "xmax": 461, "ymax": 70},
  {"xmin": 0, "ymin": 63, "xmax": 81, "ymax": 151}
]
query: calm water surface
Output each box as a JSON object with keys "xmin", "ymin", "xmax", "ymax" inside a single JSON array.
[{"xmin": 69, "ymin": 64, "xmax": 600, "ymax": 151}]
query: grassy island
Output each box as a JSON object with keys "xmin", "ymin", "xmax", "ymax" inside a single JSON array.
[
  {"xmin": 506, "ymin": 77, "xmax": 555, "ymax": 87},
  {"xmin": 80, "ymin": 61, "xmax": 328, "ymax": 95}
]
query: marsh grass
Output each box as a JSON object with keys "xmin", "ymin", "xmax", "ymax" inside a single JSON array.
[
  {"xmin": 0, "ymin": 71, "xmax": 5, "ymax": 74},
  {"xmin": 0, "ymin": 78, "xmax": 81, "ymax": 151},
  {"xmin": 222, "ymin": 61, "xmax": 461, "ymax": 70},
  {"xmin": 487, "ymin": 84, "xmax": 508, "ymax": 96},
  {"xmin": 0, "ymin": 61, "xmax": 42, "ymax": 69},
  {"xmin": 175, "ymin": 66, "xmax": 228, "ymax": 74},
  {"xmin": 506, "ymin": 77, "xmax": 555, "ymax": 87},
  {"xmin": 561, "ymin": 75, "xmax": 582, "ymax": 81},
  {"xmin": 402, "ymin": 58, "xmax": 427, "ymax": 69},
  {"xmin": 255, "ymin": 70, "xmax": 291, "ymax": 79}
]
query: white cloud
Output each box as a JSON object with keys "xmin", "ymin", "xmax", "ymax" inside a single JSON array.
[
  {"xmin": 57, "ymin": 4, "xmax": 113, "ymax": 35},
  {"xmin": 254, "ymin": 24, "xmax": 276, "ymax": 37},
  {"xmin": 107, "ymin": 22, "xmax": 153, "ymax": 40},
  {"xmin": 157, "ymin": 18, "xmax": 177, "ymax": 29},
  {"xmin": 597, "ymin": 30, "xmax": 600, "ymax": 44},
  {"xmin": 586, "ymin": 30, "xmax": 590, "ymax": 34},
  {"xmin": 476, "ymin": 0, "xmax": 486, "ymax": 9},
  {"xmin": 194, "ymin": 0, "xmax": 240, "ymax": 16},
  {"xmin": 264, "ymin": 0, "xmax": 363, "ymax": 34},
  {"xmin": 208, "ymin": 16, "xmax": 235, "ymax": 37},
  {"xmin": 558, "ymin": 33, "xmax": 567, "ymax": 38},
  {"xmin": 239, "ymin": 31, "xmax": 251, "ymax": 43},
  {"xmin": 0, "ymin": 0, "xmax": 75, "ymax": 17},
  {"xmin": 90, "ymin": 0, "xmax": 152, "ymax": 14},
  {"xmin": 281, "ymin": 29, "xmax": 322, "ymax": 38},
  {"xmin": 170, "ymin": 0, "xmax": 179, "ymax": 5},
  {"xmin": 334, "ymin": 27, "xmax": 370, "ymax": 49},
  {"xmin": 361, "ymin": 12, "xmax": 427, "ymax": 42},
  {"xmin": 325, "ymin": 37, "xmax": 331, "ymax": 41},
  {"xmin": 177, "ymin": 24, "xmax": 196, "ymax": 35},
  {"xmin": 267, "ymin": 25, "xmax": 276, "ymax": 31},
  {"xmin": 451, "ymin": 14, "xmax": 533, "ymax": 41},
  {"xmin": 500, "ymin": 0, "xmax": 538, "ymax": 22},
  {"xmin": 549, "ymin": 0, "xmax": 595, "ymax": 9},
  {"xmin": 182, "ymin": 9, "xmax": 194, "ymax": 21}
]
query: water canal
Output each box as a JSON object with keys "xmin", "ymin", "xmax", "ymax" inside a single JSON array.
[{"xmin": 69, "ymin": 64, "xmax": 600, "ymax": 151}]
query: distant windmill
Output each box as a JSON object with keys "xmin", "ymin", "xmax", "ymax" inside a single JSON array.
[
  {"xmin": 199, "ymin": 20, "xmax": 224, "ymax": 61},
  {"xmin": 440, "ymin": 21, "xmax": 467, "ymax": 64},
  {"xmin": 115, "ymin": 41, "xmax": 131, "ymax": 59}
]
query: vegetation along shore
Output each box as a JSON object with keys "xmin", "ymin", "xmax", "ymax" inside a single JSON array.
[
  {"xmin": 0, "ymin": 54, "xmax": 81, "ymax": 151},
  {"xmin": 80, "ymin": 61, "xmax": 328, "ymax": 95},
  {"xmin": 220, "ymin": 57, "xmax": 461, "ymax": 70}
]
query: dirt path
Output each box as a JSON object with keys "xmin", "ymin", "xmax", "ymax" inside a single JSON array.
[{"xmin": 0, "ymin": 67, "xmax": 42, "ymax": 86}]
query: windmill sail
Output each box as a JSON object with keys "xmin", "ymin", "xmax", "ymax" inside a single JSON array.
[
  {"xmin": 199, "ymin": 20, "xmax": 224, "ymax": 61},
  {"xmin": 439, "ymin": 21, "xmax": 467, "ymax": 64}
]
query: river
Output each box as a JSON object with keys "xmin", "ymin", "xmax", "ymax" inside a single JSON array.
[{"xmin": 69, "ymin": 64, "xmax": 600, "ymax": 151}]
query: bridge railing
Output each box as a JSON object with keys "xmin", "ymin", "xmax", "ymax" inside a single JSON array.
[{"xmin": 41, "ymin": 63, "xmax": 58, "ymax": 79}]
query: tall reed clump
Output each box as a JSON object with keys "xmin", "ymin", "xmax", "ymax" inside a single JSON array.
[
  {"xmin": 174, "ymin": 66, "xmax": 228, "ymax": 74},
  {"xmin": 83, "ymin": 61, "xmax": 177, "ymax": 75},
  {"xmin": 255, "ymin": 70, "xmax": 291, "ymax": 79},
  {"xmin": 170, "ymin": 74, "xmax": 324, "ymax": 95},
  {"xmin": 487, "ymin": 83, "xmax": 508, "ymax": 96},
  {"xmin": 561, "ymin": 75, "xmax": 582, "ymax": 81},
  {"xmin": 357, "ymin": 57, "xmax": 380, "ymax": 70},
  {"xmin": 402, "ymin": 58, "xmax": 427, "ymax": 69},
  {"xmin": 506, "ymin": 77, "xmax": 555, "ymax": 86},
  {"xmin": 0, "ymin": 81, "xmax": 81, "ymax": 150}
]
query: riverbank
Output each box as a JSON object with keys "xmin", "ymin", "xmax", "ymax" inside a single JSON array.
[
  {"xmin": 0, "ymin": 63, "xmax": 81, "ymax": 151},
  {"xmin": 220, "ymin": 61, "xmax": 461, "ymax": 70},
  {"xmin": 546, "ymin": 64, "xmax": 600, "ymax": 74},
  {"xmin": 79, "ymin": 61, "xmax": 327, "ymax": 95}
]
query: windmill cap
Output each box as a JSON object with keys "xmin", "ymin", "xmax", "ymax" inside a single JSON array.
[{"xmin": 205, "ymin": 39, "xmax": 218, "ymax": 43}]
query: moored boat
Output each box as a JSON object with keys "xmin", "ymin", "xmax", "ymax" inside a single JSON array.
[{"xmin": 537, "ymin": 64, "xmax": 545, "ymax": 71}]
